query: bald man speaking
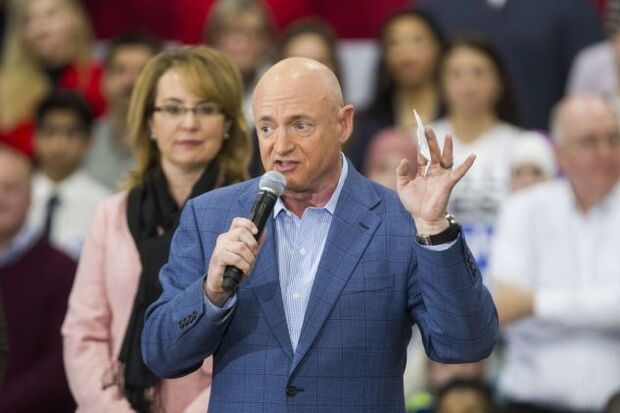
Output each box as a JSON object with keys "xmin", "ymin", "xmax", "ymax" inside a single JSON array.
[{"xmin": 142, "ymin": 57, "xmax": 498, "ymax": 413}]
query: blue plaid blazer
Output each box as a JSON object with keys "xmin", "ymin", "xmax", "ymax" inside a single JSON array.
[{"xmin": 142, "ymin": 162, "xmax": 498, "ymax": 413}]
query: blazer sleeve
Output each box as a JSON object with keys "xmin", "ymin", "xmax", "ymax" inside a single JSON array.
[
  {"xmin": 409, "ymin": 235, "xmax": 498, "ymax": 363},
  {"xmin": 61, "ymin": 201, "xmax": 134, "ymax": 413},
  {"xmin": 142, "ymin": 198, "xmax": 235, "ymax": 379}
]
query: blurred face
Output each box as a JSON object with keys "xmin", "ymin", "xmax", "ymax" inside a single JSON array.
[
  {"xmin": 35, "ymin": 109, "xmax": 90, "ymax": 182},
  {"xmin": 254, "ymin": 72, "xmax": 353, "ymax": 195},
  {"xmin": 436, "ymin": 389, "xmax": 492, "ymax": 413},
  {"xmin": 104, "ymin": 45, "xmax": 154, "ymax": 114},
  {"xmin": 150, "ymin": 68, "xmax": 229, "ymax": 173},
  {"xmin": 22, "ymin": 0, "xmax": 81, "ymax": 65},
  {"xmin": 384, "ymin": 16, "xmax": 441, "ymax": 88},
  {"xmin": 366, "ymin": 153, "xmax": 402, "ymax": 190},
  {"xmin": 282, "ymin": 33, "xmax": 336, "ymax": 74},
  {"xmin": 442, "ymin": 46, "xmax": 501, "ymax": 117},
  {"xmin": 556, "ymin": 104, "xmax": 620, "ymax": 201},
  {"xmin": 0, "ymin": 150, "xmax": 31, "ymax": 244},
  {"xmin": 213, "ymin": 10, "xmax": 270, "ymax": 76},
  {"xmin": 510, "ymin": 164, "xmax": 546, "ymax": 192}
]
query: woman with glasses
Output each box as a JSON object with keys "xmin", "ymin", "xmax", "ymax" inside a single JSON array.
[{"xmin": 62, "ymin": 46, "xmax": 252, "ymax": 413}]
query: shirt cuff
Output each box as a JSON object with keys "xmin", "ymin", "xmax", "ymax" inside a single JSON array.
[
  {"xmin": 419, "ymin": 238, "xmax": 458, "ymax": 252},
  {"xmin": 203, "ymin": 292, "xmax": 237, "ymax": 324}
]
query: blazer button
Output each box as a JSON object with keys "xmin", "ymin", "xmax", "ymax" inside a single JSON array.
[{"xmin": 285, "ymin": 386, "xmax": 298, "ymax": 397}]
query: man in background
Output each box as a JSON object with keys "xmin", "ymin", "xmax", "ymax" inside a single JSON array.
[
  {"xmin": 0, "ymin": 144, "xmax": 75, "ymax": 411},
  {"xmin": 28, "ymin": 91, "xmax": 110, "ymax": 259},
  {"xmin": 491, "ymin": 95, "xmax": 620, "ymax": 412}
]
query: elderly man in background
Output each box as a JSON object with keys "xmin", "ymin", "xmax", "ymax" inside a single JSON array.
[
  {"xmin": 0, "ymin": 144, "xmax": 76, "ymax": 411},
  {"xmin": 491, "ymin": 95, "xmax": 620, "ymax": 413}
]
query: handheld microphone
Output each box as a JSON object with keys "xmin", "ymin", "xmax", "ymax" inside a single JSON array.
[{"xmin": 221, "ymin": 171, "xmax": 286, "ymax": 292}]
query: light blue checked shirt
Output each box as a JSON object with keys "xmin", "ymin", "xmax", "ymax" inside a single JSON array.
[{"xmin": 272, "ymin": 154, "xmax": 348, "ymax": 351}]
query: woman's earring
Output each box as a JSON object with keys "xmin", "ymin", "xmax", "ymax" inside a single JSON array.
[
  {"xmin": 150, "ymin": 133, "xmax": 156, "ymax": 141},
  {"xmin": 223, "ymin": 131, "xmax": 230, "ymax": 140}
]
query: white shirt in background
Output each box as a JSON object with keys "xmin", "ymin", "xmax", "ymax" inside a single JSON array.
[
  {"xmin": 490, "ymin": 179, "xmax": 620, "ymax": 411},
  {"xmin": 28, "ymin": 170, "xmax": 111, "ymax": 259},
  {"xmin": 432, "ymin": 119, "xmax": 523, "ymax": 275}
]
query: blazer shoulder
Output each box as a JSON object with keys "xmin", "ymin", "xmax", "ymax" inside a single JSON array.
[
  {"xmin": 190, "ymin": 178, "xmax": 259, "ymax": 207},
  {"xmin": 348, "ymin": 171, "xmax": 409, "ymax": 217}
]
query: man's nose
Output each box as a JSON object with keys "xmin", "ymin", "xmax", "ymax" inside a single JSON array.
[{"xmin": 273, "ymin": 128, "xmax": 294, "ymax": 154}]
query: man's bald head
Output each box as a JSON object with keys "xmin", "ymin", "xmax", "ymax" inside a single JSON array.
[
  {"xmin": 550, "ymin": 95, "xmax": 618, "ymax": 144},
  {"xmin": 549, "ymin": 95, "xmax": 620, "ymax": 211},
  {"xmin": 253, "ymin": 57, "xmax": 344, "ymax": 112}
]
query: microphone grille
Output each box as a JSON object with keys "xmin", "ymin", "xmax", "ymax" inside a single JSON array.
[{"xmin": 259, "ymin": 171, "xmax": 287, "ymax": 196}]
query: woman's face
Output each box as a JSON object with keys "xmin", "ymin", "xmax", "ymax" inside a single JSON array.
[
  {"xmin": 22, "ymin": 0, "xmax": 81, "ymax": 65},
  {"xmin": 384, "ymin": 16, "xmax": 441, "ymax": 88},
  {"xmin": 150, "ymin": 68, "xmax": 229, "ymax": 173},
  {"xmin": 442, "ymin": 46, "xmax": 501, "ymax": 117},
  {"xmin": 213, "ymin": 10, "xmax": 270, "ymax": 76}
]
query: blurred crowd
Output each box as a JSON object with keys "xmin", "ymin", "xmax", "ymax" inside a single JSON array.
[{"xmin": 0, "ymin": 0, "xmax": 619, "ymax": 412}]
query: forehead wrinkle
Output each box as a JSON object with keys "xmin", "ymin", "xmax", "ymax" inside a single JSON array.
[{"xmin": 255, "ymin": 86, "xmax": 334, "ymax": 124}]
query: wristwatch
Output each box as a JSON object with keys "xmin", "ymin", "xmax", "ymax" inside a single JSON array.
[{"xmin": 415, "ymin": 214, "xmax": 461, "ymax": 246}]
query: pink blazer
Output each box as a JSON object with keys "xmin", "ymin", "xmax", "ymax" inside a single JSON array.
[{"xmin": 62, "ymin": 192, "xmax": 212, "ymax": 413}]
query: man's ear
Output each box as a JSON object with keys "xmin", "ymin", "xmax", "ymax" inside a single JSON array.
[{"xmin": 337, "ymin": 104, "xmax": 356, "ymax": 145}]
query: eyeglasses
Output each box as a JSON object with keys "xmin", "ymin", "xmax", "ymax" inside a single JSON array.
[
  {"xmin": 153, "ymin": 103, "xmax": 223, "ymax": 119},
  {"xmin": 569, "ymin": 133, "xmax": 620, "ymax": 150}
]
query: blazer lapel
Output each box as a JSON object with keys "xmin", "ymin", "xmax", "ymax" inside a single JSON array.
[
  {"xmin": 239, "ymin": 190, "xmax": 294, "ymax": 360},
  {"xmin": 290, "ymin": 167, "xmax": 382, "ymax": 374}
]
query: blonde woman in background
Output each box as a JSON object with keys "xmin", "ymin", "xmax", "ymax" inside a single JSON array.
[
  {"xmin": 62, "ymin": 46, "xmax": 251, "ymax": 413},
  {"xmin": 0, "ymin": 0, "xmax": 104, "ymax": 156}
]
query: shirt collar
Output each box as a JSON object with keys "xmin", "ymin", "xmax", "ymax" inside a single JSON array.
[
  {"xmin": 273, "ymin": 152, "xmax": 348, "ymax": 217},
  {"xmin": 36, "ymin": 169, "xmax": 84, "ymax": 197}
]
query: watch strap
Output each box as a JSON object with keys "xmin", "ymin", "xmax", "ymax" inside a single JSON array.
[{"xmin": 415, "ymin": 214, "xmax": 461, "ymax": 246}]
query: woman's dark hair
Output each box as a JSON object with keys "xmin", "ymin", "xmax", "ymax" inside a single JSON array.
[
  {"xmin": 441, "ymin": 32, "xmax": 520, "ymax": 125},
  {"xmin": 35, "ymin": 90, "xmax": 94, "ymax": 136},
  {"xmin": 367, "ymin": 8, "xmax": 448, "ymax": 123}
]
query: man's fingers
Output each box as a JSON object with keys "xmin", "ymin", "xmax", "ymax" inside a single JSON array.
[
  {"xmin": 441, "ymin": 135, "xmax": 454, "ymax": 168},
  {"xmin": 396, "ymin": 158, "xmax": 411, "ymax": 177},
  {"xmin": 424, "ymin": 126, "xmax": 442, "ymax": 163},
  {"xmin": 451, "ymin": 154, "xmax": 476, "ymax": 181},
  {"xmin": 221, "ymin": 249, "xmax": 253, "ymax": 275},
  {"xmin": 230, "ymin": 217, "xmax": 258, "ymax": 236},
  {"xmin": 396, "ymin": 158, "xmax": 417, "ymax": 187}
]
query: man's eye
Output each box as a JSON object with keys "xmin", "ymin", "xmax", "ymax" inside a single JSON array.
[
  {"xmin": 259, "ymin": 125, "xmax": 274, "ymax": 135},
  {"xmin": 294, "ymin": 122, "xmax": 308, "ymax": 130}
]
